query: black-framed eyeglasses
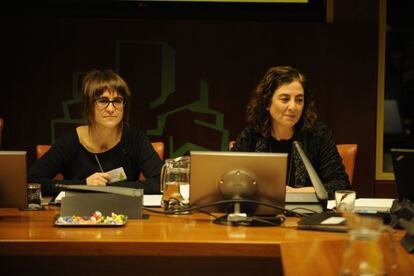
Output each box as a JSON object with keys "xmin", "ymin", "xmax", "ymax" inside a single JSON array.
[{"xmin": 95, "ymin": 97, "xmax": 125, "ymax": 110}]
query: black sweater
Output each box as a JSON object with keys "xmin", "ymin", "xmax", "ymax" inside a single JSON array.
[
  {"xmin": 28, "ymin": 127, "xmax": 163, "ymax": 196},
  {"xmin": 231, "ymin": 121, "xmax": 351, "ymax": 199}
]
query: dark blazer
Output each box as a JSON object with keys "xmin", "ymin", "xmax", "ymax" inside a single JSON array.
[{"xmin": 231, "ymin": 121, "xmax": 351, "ymax": 199}]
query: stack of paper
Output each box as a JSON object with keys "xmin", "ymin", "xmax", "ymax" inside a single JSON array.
[
  {"xmin": 353, "ymin": 198, "xmax": 395, "ymax": 212},
  {"xmin": 327, "ymin": 198, "xmax": 395, "ymax": 212}
]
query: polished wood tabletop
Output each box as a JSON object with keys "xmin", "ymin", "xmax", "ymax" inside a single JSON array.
[
  {"xmin": 1, "ymin": 207, "xmax": 413, "ymax": 275},
  {"xmin": 0, "ymin": 207, "xmax": 345, "ymax": 256}
]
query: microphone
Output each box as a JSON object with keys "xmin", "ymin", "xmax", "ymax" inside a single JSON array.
[{"xmin": 293, "ymin": 141, "xmax": 328, "ymax": 201}]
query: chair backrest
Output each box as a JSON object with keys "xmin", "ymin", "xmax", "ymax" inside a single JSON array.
[
  {"xmin": 36, "ymin": 144, "xmax": 52, "ymax": 160},
  {"xmin": 36, "ymin": 144, "xmax": 63, "ymax": 180},
  {"xmin": 37, "ymin": 142, "xmax": 165, "ymax": 181},
  {"xmin": 228, "ymin": 141, "xmax": 358, "ymax": 184},
  {"xmin": 139, "ymin": 142, "xmax": 164, "ymax": 181},
  {"xmin": 150, "ymin": 142, "xmax": 164, "ymax": 160},
  {"xmin": 336, "ymin": 144, "xmax": 358, "ymax": 185},
  {"xmin": 0, "ymin": 117, "xmax": 3, "ymax": 147},
  {"xmin": 228, "ymin": 140, "xmax": 235, "ymax": 151}
]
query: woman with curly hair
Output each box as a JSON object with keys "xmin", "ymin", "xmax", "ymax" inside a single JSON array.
[{"xmin": 231, "ymin": 66, "xmax": 350, "ymax": 199}]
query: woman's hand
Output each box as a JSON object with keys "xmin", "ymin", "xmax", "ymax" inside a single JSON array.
[{"xmin": 86, "ymin": 172, "xmax": 111, "ymax": 186}]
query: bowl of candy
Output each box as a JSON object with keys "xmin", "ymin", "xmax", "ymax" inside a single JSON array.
[{"xmin": 54, "ymin": 211, "xmax": 127, "ymax": 227}]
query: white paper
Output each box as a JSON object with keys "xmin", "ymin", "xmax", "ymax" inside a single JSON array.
[
  {"xmin": 54, "ymin": 191, "xmax": 66, "ymax": 203},
  {"xmin": 106, "ymin": 167, "xmax": 127, "ymax": 184},
  {"xmin": 321, "ymin": 217, "xmax": 346, "ymax": 225},
  {"xmin": 353, "ymin": 198, "xmax": 395, "ymax": 212},
  {"xmin": 327, "ymin": 200, "xmax": 336, "ymax": 210},
  {"xmin": 327, "ymin": 197, "xmax": 395, "ymax": 212},
  {"xmin": 143, "ymin": 194, "xmax": 162, "ymax": 207}
]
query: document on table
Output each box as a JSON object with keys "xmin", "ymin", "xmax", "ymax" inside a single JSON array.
[
  {"xmin": 143, "ymin": 194, "xmax": 162, "ymax": 206},
  {"xmin": 327, "ymin": 198, "xmax": 395, "ymax": 212},
  {"xmin": 54, "ymin": 191, "xmax": 66, "ymax": 203}
]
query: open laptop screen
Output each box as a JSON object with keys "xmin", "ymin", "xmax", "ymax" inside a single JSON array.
[{"xmin": 0, "ymin": 151, "xmax": 27, "ymax": 209}]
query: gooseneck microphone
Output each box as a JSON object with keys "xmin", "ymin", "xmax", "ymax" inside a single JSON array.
[{"xmin": 293, "ymin": 141, "xmax": 328, "ymax": 201}]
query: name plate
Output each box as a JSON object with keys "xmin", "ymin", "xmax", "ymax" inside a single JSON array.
[{"xmin": 58, "ymin": 185, "xmax": 143, "ymax": 219}]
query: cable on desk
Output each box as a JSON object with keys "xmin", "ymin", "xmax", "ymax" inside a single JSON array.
[
  {"xmin": 143, "ymin": 198, "xmax": 311, "ymax": 218},
  {"xmin": 286, "ymin": 206, "xmax": 319, "ymax": 215}
]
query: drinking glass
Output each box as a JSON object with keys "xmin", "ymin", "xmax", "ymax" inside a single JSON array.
[
  {"xmin": 27, "ymin": 183, "xmax": 42, "ymax": 209},
  {"xmin": 335, "ymin": 190, "xmax": 356, "ymax": 212}
]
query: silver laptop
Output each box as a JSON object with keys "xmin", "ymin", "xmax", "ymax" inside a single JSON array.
[
  {"xmin": 0, "ymin": 151, "xmax": 28, "ymax": 209},
  {"xmin": 190, "ymin": 151, "xmax": 287, "ymax": 215}
]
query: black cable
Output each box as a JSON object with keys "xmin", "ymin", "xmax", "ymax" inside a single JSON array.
[
  {"xmin": 197, "ymin": 209, "xmax": 218, "ymax": 219},
  {"xmin": 142, "ymin": 206, "xmax": 219, "ymax": 218},
  {"xmin": 287, "ymin": 206, "xmax": 318, "ymax": 215},
  {"xmin": 143, "ymin": 198, "xmax": 309, "ymax": 218},
  {"xmin": 251, "ymin": 215, "xmax": 286, "ymax": 226}
]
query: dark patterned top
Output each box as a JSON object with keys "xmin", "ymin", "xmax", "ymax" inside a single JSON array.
[
  {"xmin": 28, "ymin": 127, "xmax": 163, "ymax": 196},
  {"xmin": 231, "ymin": 121, "xmax": 351, "ymax": 199}
]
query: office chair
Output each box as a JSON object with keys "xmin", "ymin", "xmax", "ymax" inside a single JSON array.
[
  {"xmin": 36, "ymin": 144, "xmax": 52, "ymax": 160},
  {"xmin": 228, "ymin": 141, "xmax": 358, "ymax": 185},
  {"xmin": 36, "ymin": 145, "xmax": 64, "ymax": 180},
  {"xmin": 336, "ymin": 144, "xmax": 358, "ymax": 185},
  {"xmin": 0, "ymin": 117, "xmax": 3, "ymax": 147},
  {"xmin": 36, "ymin": 142, "xmax": 165, "ymax": 181},
  {"xmin": 150, "ymin": 142, "xmax": 165, "ymax": 160},
  {"xmin": 228, "ymin": 140, "xmax": 235, "ymax": 151},
  {"xmin": 139, "ymin": 141, "xmax": 164, "ymax": 181}
]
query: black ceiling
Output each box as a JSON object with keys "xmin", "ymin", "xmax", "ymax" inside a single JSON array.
[{"xmin": 2, "ymin": 0, "xmax": 327, "ymax": 22}]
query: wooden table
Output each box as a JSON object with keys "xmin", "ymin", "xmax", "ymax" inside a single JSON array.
[{"xmin": 0, "ymin": 208, "xmax": 413, "ymax": 275}]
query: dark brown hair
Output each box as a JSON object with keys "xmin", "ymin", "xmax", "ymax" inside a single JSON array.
[
  {"xmin": 246, "ymin": 66, "xmax": 317, "ymax": 137},
  {"xmin": 82, "ymin": 69, "xmax": 131, "ymax": 127}
]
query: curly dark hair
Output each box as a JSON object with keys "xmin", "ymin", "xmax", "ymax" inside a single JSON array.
[
  {"xmin": 82, "ymin": 69, "xmax": 131, "ymax": 128},
  {"xmin": 246, "ymin": 66, "xmax": 317, "ymax": 137}
]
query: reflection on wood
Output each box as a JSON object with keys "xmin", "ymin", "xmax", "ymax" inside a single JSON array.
[{"xmin": 1, "ymin": 207, "xmax": 413, "ymax": 275}]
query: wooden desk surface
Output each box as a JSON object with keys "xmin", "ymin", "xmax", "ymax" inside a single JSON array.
[
  {"xmin": 1, "ymin": 207, "xmax": 413, "ymax": 275},
  {"xmin": 0, "ymin": 207, "xmax": 346, "ymax": 256}
]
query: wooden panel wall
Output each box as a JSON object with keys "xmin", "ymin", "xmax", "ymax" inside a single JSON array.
[{"xmin": 0, "ymin": 0, "xmax": 391, "ymax": 197}]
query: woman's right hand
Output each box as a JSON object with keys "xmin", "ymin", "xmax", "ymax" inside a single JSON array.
[{"xmin": 86, "ymin": 172, "xmax": 111, "ymax": 186}]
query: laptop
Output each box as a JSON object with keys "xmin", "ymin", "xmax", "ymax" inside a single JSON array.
[
  {"xmin": 190, "ymin": 151, "xmax": 287, "ymax": 216},
  {"xmin": 0, "ymin": 151, "xmax": 28, "ymax": 209},
  {"xmin": 391, "ymin": 148, "xmax": 414, "ymax": 202}
]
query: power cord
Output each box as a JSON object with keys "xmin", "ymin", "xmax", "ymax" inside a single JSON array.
[{"xmin": 143, "ymin": 198, "xmax": 312, "ymax": 218}]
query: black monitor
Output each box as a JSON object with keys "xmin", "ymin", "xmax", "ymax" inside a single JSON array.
[{"xmin": 189, "ymin": 151, "xmax": 288, "ymax": 225}]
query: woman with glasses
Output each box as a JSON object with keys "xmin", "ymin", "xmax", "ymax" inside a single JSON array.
[{"xmin": 28, "ymin": 69, "xmax": 163, "ymax": 196}]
